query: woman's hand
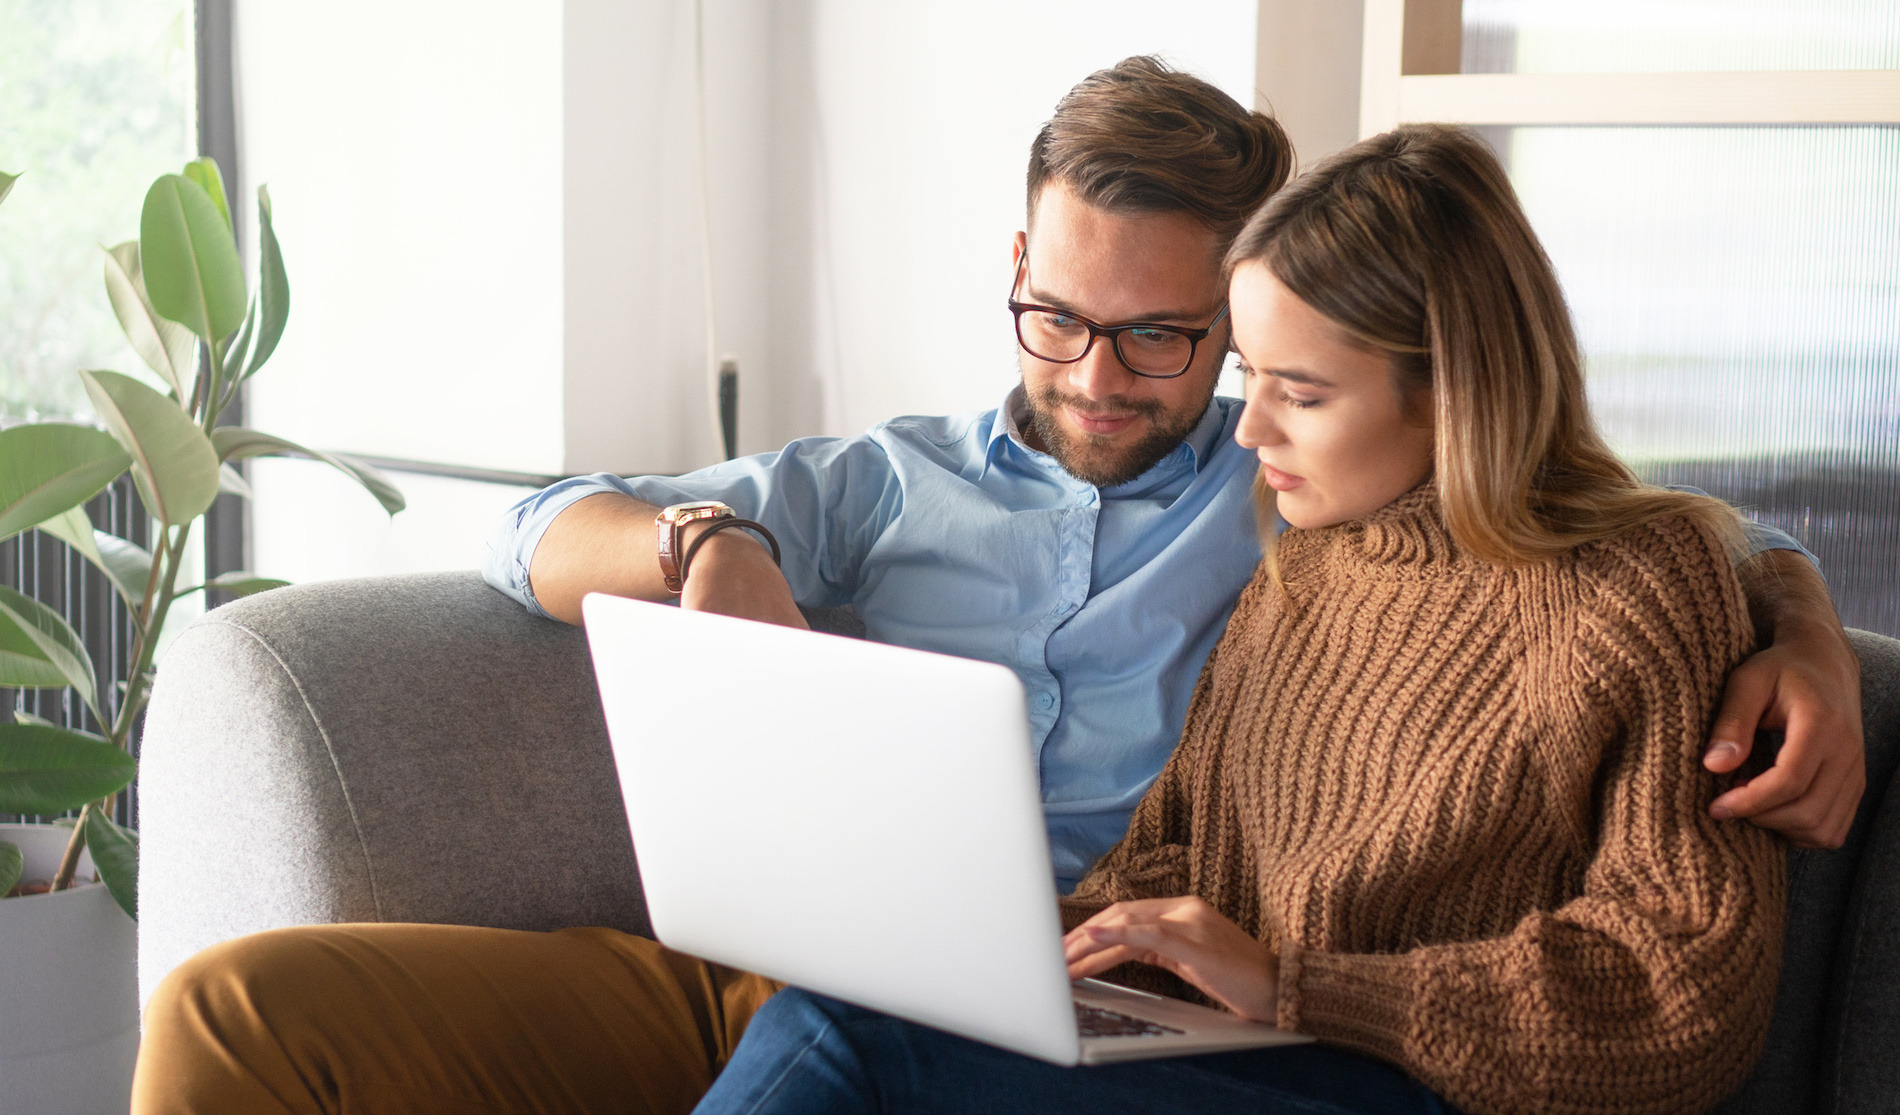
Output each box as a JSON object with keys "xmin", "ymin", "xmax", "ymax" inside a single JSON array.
[{"xmin": 1063, "ymin": 897, "xmax": 1279, "ymax": 1023}]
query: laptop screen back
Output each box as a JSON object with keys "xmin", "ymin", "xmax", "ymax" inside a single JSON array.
[{"xmin": 583, "ymin": 595, "xmax": 1082, "ymax": 1065}]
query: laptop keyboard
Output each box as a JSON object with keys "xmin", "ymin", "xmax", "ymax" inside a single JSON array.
[{"xmin": 1075, "ymin": 1003, "xmax": 1184, "ymax": 1038}]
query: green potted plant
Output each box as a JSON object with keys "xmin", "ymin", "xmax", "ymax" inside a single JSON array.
[{"xmin": 0, "ymin": 159, "xmax": 402, "ymax": 1106}]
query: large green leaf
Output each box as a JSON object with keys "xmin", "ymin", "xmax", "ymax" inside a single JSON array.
[
  {"xmin": 218, "ymin": 463, "xmax": 253, "ymax": 500},
  {"xmin": 182, "ymin": 157, "xmax": 232, "ymax": 233},
  {"xmin": 103, "ymin": 241, "xmax": 197, "ymax": 400},
  {"xmin": 216, "ymin": 185, "xmax": 291, "ymax": 392},
  {"xmin": 0, "ymin": 841, "xmax": 20, "ymax": 896},
  {"xmin": 241, "ymin": 185, "xmax": 289, "ymax": 380},
  {"xmin": 34, "ymin": 513, "xmax": 151, "ymax": 612},
  {"xmin": 0, "ymin": 587, "xmax": 100, "ymax": 716},
  {"xmin": 139, "ymin": 174, "xmax": 246, "ymax": 343},
  {"xmin": 0, "ymin": 424, "xmax": 131, "ymax": 542},
  {"xmin": 212, "ymin": 428, "xmax": 406, "ymax": 515},
  {"xmin": 79, "ymin": 370, "xmax": 221, "ymax": 527},
  {"xmin": 0, "ymin": 635, "xmax": 66, "ymax": 689},
  {"xmin": 0, "ymin": 724, "xmax": 133, "ymax": 815},
  {"xmin": 92, "ymin": 533, "xmax": 154, "ymax": 610},
  {"xmin": 0, "ymin": 170, "xmax": 17, "ymax": 207},
  {"xmin": 84, "ymin": 809, "xmax": 138, "ymax": 920},
  {"xmin": 221, "ymin": 298, "xmax": 257, "ymax": 386},
  {"xmin": 35, "ymin": 507, "xmax": 102, "ymax": 565}
]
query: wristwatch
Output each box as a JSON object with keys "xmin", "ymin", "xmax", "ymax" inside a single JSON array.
[{"xmin": 656, "ymin": 501, "xmax": 735, "ymax": 594}]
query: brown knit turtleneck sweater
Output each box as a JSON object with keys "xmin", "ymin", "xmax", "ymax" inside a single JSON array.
[{"xmin": 1063, "ymin": 485, "xmax": 1784, "ymax": 1115}]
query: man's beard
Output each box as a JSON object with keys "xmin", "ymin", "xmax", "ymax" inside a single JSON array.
[{"xmin": 1025, "ymin": 382, "xmax": 1210, "ymax": 488}]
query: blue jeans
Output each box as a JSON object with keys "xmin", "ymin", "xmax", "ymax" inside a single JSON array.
[{"xmin": 694, "ymin": 988, "xmax": 1464, "ymax": 1115}]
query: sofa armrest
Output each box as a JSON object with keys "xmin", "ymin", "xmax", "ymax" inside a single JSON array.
[
  {"xmin": 1716, "ymin": 627, "xmax": 1900, "ymax": 1113},
  {"xmin": 138, "ymin": 571, "xmax": 650, "ymax": 1005},
  {"xmin": 1824, "ymin": 628, "xmax": 1900, "ymax": 1112}
]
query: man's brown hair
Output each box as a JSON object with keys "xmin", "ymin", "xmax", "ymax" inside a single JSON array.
[{"xmin": 1027, "ymin": 56, "xmax": 1293, "ymax": 243}]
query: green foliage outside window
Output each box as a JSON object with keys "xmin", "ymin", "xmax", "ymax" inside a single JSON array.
[{"xmin": 0, "ymin": 1, "xmax": 195, "ymax": 421}]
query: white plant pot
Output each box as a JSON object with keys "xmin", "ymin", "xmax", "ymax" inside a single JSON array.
[{"xmin": 0, "ymin": 822, "xmax": 138, "ymax": 1115}]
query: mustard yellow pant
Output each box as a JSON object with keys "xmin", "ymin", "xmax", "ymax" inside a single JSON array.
[{"xmin": 132, "ymin": 924, "xmax": 781, "ymax": 1115}]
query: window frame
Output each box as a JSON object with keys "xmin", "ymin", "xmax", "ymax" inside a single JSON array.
[{"xmin": 1358, "ymin": 0, "xmax": 1900, "ymax": 133}]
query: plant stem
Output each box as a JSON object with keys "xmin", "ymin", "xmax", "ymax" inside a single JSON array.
[
  {"xmin": 49, "ymin": 518, "xmax": 193, "ymax": 892},
  {"xmin": 112, "ymin": 522, "xmax": 183, "ymax": 743},
  {"xmin": 203, "ymin": 336, "xmax": 226, "ymax": 431},
  {"xmin": 216, "ymin": 350, "xmax": 244, "ymax": 422},
  {"xmin": 132, "ymin": 521, "xmax": 166, "ymax": 636},
  {"xmin": 53, "ymin": 330, "xmax": 231, "ymax": 892},
  {"xmin": 48, "ymin": 802, "xmax": 94, "ymax": 890}
]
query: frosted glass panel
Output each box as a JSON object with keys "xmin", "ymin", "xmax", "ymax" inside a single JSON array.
[
  {"xmin": 1499, "ymin": 124, "xmax": 1900, "ymax": 636},
  {"xmin": 1464, "ymin": 0, "xmax": 1900, "ymax": 74}
]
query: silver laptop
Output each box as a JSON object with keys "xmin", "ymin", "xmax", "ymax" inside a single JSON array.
[{"xmin": 582, "ymin": 594, "xmax": 1311, "ymax": 1066}]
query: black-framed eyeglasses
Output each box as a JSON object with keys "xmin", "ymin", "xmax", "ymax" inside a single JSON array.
[{"xmin": 1007, "ymin": 253, "xmax": 1229, "ymax": 380}]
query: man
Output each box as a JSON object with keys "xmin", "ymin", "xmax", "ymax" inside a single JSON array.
[{"xmin": 135, "ymin": 57, "xmax": 1864, "ymax": 1114}]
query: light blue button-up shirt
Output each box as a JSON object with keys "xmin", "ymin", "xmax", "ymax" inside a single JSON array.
[
  {"xmin": 484, "ymin": 388, "xmax": 1812, "ymax": 891},
  {"xmin": 487, "ymin": 389, "xmax": 1260, "ymax": 889}
]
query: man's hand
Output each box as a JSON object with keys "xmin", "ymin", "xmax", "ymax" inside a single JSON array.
[
  {"xmin": 1707, "ymin": 549, "xmax": 1864, "ymax": 849},
  {"xmin": 527, "ymin": 493, "xmax": 807, "ymax": 630},
  {"xmin": 678, "ymin": 528, "xmax": 808, "ymax": 630},
  {"xmin": 1063, "ymin": 897, "xmax": 1278, "ymax": 1023}
]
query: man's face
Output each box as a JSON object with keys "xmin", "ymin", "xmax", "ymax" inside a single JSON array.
[{"xmin": 1014, "ymin": 182, "xmax": 1230, "ymax": 487}]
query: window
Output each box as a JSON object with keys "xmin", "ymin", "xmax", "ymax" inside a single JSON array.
[
  {"xmin": 1462, "ymin": 0, "xmax": 1900, "ymax": 74},
  {"xmin": 0, "ymin": 0, "xmax": 196, "ymax": 421},
  {"xmin": 1349, "ymin": 0, "xmax": 1900, "ymax": 636}
]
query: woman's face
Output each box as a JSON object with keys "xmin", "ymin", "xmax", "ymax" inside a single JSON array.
[{"xmin": 1230, "ymin": 263, "xmax": 1435, "ymax": 530}]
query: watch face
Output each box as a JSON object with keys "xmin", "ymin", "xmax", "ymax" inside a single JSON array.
[{"xmin": 664, "ymin": 500, "xmax": 730, "ymax": 521}]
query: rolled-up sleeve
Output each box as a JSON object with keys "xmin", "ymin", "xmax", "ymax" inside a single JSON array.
[
  {"xmin": 1664, "ymin": 484, "xmax": 1819, "ymax": 569},
  {"xmin": 482, "ymin": 435, "xmax": 902, "ymax": 619},
  {"xmin": 1737, "ymin": 516, "xmax": 1817, "ymax": 567}
]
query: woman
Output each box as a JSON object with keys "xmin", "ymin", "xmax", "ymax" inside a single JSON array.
[{"xmin": 692, "ymin": 125, "xmax": 1784, "ymax": 1115}]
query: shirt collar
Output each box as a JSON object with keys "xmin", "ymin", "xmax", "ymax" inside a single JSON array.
[
  {"xmin": 1175, "ymin": 393, "xmax": 1229, "ymax": 474},
  {"xmin": 991, "ymin": 385, "xmax": 1033, "ymax": 458}
]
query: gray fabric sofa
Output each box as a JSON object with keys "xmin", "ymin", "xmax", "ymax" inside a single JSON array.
[{"xmin": 139, "ymin": 571, "xmax": 1900, "ymax": 1112}]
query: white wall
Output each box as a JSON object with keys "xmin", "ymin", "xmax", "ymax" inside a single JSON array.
[
  {"xmin": 1255, "ymin": 0, "xmax": 1364, "ymax": 170},
  {"xmin": 772, "ymin": 1, "xmax": 1259, "ymax": 444},
  {"xmin": 569, "ymin": 0, "xmax": 1261, "ymax": 469},
  {"xmin": 562, "ymin": 0, "xmax": 775, "ymax": 475},
  {"xmin": 234, "ymin": 0, "xmax": 1258, "ymax": 580},
  {"xmin": 242, "ymin": 0, "xmax": 1257, "ymax": 467}
]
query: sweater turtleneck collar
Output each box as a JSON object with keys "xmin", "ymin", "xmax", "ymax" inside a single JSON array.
[{"xmin": 1282, "ymin": 481, "xmax": 1464, "ymax": 571}]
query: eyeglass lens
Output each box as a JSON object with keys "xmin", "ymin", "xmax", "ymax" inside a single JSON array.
[{"xmin": 1016, "ymin": 311, "xmax": 1194, "ymax": 377}]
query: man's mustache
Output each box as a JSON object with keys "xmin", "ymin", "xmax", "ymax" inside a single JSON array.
[{"xmin": 1030, "ymin": 386, "xmax": 1166, "ymax": 421}]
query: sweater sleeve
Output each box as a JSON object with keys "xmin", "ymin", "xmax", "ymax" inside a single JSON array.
[{"xmin": 1277, "ymin": 517, "xmax": 1785, "ymax": 1115}]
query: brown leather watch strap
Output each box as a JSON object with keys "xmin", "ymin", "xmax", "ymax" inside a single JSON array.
[
  {"xmin": 678, "ymin": 518, "xmax": 782, "ymax": 587},
  {"xmin": 656, "ymin": 503, "xmax": 733, "ymax": 594}
]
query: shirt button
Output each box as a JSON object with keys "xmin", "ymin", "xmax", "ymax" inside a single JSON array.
[{"xmin": 1035, "ymin": 691, "xmax": 1056, "ymax": 710}]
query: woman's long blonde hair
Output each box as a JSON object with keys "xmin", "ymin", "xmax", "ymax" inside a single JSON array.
[{"xmin": 1226, "ymin": 124, "xmax": 1745, "ymax": 566}]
